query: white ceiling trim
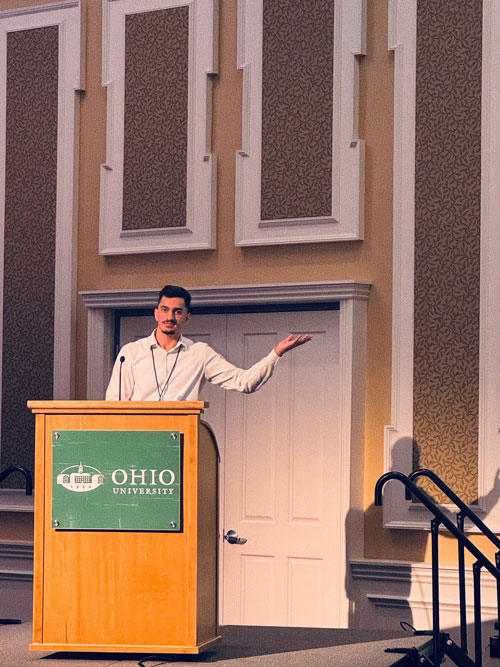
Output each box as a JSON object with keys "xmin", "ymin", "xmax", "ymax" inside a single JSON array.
[{"xmin": 81, "ymin": 281, "xmax": 372, "ymax": 310}]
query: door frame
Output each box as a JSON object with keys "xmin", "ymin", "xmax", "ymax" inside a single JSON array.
[{"xmin": 81, "ymin": 281, "xmax": 371, "ymax": 626}]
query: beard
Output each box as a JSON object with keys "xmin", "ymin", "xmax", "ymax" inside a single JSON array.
[{"xmin": 160, "ymin": 322, "xmax": 176, "ymax": 334}]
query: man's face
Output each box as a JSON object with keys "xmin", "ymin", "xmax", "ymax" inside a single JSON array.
[{"xmin": 154, "ymin": 296, "xmax": 190, "ymax": 337}]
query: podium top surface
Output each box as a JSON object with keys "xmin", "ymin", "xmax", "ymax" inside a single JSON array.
[{"xmin": 27, "ymin": 400, "xmax": 207, "ymax": 415}]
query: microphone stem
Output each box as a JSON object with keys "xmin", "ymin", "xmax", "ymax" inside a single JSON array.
[{"xmin": 118, "ymin": 356, "xmax": 125, "ymax": 400}]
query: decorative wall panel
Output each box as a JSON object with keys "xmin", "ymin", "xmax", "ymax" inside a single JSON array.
[
  {"xmin": 122, "ymin": 7, "xmax": 188, "ymax": 231},
  {"xmin": 386, "ymin": 0, "xmax": 500, "ymax": 528},
  {"xmin": 236, "ymin": 0, "xmax": 365, "ymax": 246},
  {"xmin": 1, "ymin": 26, "xmax": 58, "ymax": 482},
  {"xmin": 0, "ymin": 1, "xmax": 83, "ymax": 486},
  {"xmin": 413, "ymin": 0, "xmax": 482, "ymax": 503},
  {"xmin": 260, "ymin": 0, "xmax": 334, "ymax": 221},
  {"xmin": 100, "ymin": 0, "xmax": 217, "ymax": 254}
]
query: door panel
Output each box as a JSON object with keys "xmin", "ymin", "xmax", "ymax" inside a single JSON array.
[
  {"xmin": 222, "ymin": 311, "xmax": 340, "ymax": 627},
  {"xmin": 117, "ymin": 309, "xmax": 341, "ymax": 627}
]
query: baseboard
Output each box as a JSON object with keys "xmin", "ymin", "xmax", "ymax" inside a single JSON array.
[
  {"xmin": 350, "ymin": 559, "xmax": 497, "ymax": 630},
  {"xmin": 0, "ymin": 541, "xmax": 33, "ymax": 620}
]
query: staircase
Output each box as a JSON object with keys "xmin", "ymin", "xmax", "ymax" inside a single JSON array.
[
  {"xmin": 376, "ymin": 469, "xmax": 500, "ymax": 666},
  {"xmin": 0, "ymin": 465, "xmax": 33, "ymax": 624}
]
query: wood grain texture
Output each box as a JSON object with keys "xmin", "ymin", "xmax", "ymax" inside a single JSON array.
[
  {"xmin": 197, "ymin": 423, "xmax": 219, "ymax": 642},
  {"xmin": 27, "ymin": 401, "xmax": 206, "ymax": 413},
  {"xmin": 29, "ymin": 636, "xmax": 220, "ymax": 654},
  {"xmin": 29, "ymin": 402, "xmax": 219, "ymax": 653},
  {"xmin": 31, "ymin": 413, "xmax": 46, "ymax": 643}
]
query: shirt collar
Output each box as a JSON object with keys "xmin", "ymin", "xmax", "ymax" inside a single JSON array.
[{"xmin": 148, "ymin": 330, "xmax": 188, "ymax": 352}]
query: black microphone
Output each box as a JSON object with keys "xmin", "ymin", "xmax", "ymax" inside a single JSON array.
[{"xmin": 118, "ymin": 355, "xmax": 125, "ymax": 400}]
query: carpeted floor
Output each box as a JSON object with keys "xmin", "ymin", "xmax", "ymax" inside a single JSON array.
[
  {"xmin": 4, "ymin": 622, "xmax": 500, "ymax": 666},
  {"xmin": 0, "ymin": 622, "xmax": 424, "ymax": 667}
]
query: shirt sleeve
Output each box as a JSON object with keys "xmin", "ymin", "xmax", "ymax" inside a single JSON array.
[
  {"xmin": 105, "ymin": 346, "xmax": 134, "ymax": 400},
  {"xmin": 203, "ymin": 347, "xmax": 280, "ymax": 393}
]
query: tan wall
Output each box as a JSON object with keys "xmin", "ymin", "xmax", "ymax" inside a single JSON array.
[
  {"xmin": 75, "ymin": 0, "xmax": 402, "ymax": 558},
  {"xmin": 4, "ymin": 0, "xmax": 493, "ymax": 564}
]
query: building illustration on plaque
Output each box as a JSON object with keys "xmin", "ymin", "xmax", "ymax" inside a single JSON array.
[{"xmin": 56, "ymin": 463, "xmax": 104, "ymax": 492}]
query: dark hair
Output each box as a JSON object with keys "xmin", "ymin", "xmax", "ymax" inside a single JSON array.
[{"xmin": 157, "ymin": 284, "xmax": 192, "ymax": 311}]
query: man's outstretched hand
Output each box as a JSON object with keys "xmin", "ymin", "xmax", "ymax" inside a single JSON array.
[{"xmin": 274, "ymin": 334, "xmax": 312, "ymax": 357}]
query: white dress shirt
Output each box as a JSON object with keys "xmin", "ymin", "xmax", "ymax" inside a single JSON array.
[{"xmin": 105, "ymin": 331, "xmax": 280, "ymax": 401}]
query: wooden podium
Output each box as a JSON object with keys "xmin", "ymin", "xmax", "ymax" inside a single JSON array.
[{"xmin": 28, "ymin": 401, "xmax": 220, "ymax": 654}]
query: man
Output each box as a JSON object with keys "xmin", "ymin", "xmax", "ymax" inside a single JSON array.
[{"xmin": 106, "ymin": 284, "xmax": 311, "ymax": 401}]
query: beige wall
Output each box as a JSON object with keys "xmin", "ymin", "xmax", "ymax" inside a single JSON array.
[
  {"xmin": 75, "ymin": 0, "xmax": 400, "ymax": 558},
  {"xmin": 3, "ymin": 0, "xmax": 494, "ymax": 565}
]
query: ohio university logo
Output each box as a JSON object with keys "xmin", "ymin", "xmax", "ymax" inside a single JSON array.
[
  {"xmin": 52, "ymin": 431, "xmax": 181, "ymax": 530},
  {"xmin": 56, "ymin": 462, "xmax": 177, "ymax": 495},
  {"xmin": 56, "ymin": 462, "xmax": 104, "ymax": 493}
]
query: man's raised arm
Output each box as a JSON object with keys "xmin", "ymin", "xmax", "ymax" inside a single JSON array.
[{"xmin": 274, "ymin": 334, "xmax": 312, "ymax": 357}]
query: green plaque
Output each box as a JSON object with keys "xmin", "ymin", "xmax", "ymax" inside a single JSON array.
[{"xmin": 52, "ymin": 430, "xmax": 183, "ymax": 531}]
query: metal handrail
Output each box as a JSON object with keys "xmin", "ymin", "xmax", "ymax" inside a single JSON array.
[
  {"xmin": 407, "ymin": 467, "xmax": 500, "ymax": 655},
  {"xmin": 0, "ymin": 465, "xmax": 32, "ymax": 495},
  {"xmin": 407, "ymin": 469, "xmax": 500, "ymax": 549},
  {"xmin": 375, "ymin": 471, "xmax": 500, "ymax": 666},
  {"xmin": 0, "ymin": 464, "xmax": 32, "ymax": 627},
  {"xmin": 375, "ymin": 472, "xmax": 500, "ymax": 577}
]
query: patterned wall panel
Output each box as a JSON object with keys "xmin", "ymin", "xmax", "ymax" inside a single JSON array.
[
  {"xmin": 100, "ymin": 0, "xmax": 216, "ymax": 253},
  {"xmin": 260, "ymin": 0, "xmax": 334, "ymax": 221},
  {"xmin": 413, "ymin": 0, "xmax": 482, "ymax": 503},
  {"xmin": 123, "ymin": 7, "xmax": 189, "ymax": 231},
  {"xmin": 1, "ymin": 27, "xmax": 58, "ymax": 485},
  {"xmin": 236, "ymin": 0, "xmax": 364, "ymax": 245}
]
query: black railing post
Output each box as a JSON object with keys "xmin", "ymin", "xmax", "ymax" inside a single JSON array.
[
  {"xmin": 496, "ymin": 551, "xmax": 500, "ymax": 633},
  {"xmin": 376, "ymin": 470, "xmax": 500, "ymax": 667},
  {"xmin": 457, "ymin": 511, "xmax": 468, "ymax": 654},
  {"xmin": 473, "ymin": 561, "xmax": 483, "ymax": 667},
  {"xmin": 431, "ymin": 517, "xmax": 442, "ymax": 665},
  {"xmin": 0, "ymin": 465, "xmax": 32, "ymax": 495}
]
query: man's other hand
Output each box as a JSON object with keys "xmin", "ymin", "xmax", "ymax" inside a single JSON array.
[{"xmin": 274, "ymin": 334, "xmax": 312, "ymax": 357}]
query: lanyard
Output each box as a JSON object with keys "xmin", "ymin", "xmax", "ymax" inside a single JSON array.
[{"xmin": 151, "ymin": 345, "xmax": 182, "ymax": 400}]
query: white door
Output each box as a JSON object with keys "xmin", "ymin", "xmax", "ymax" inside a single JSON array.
[
  {"xmin": 221, "ymin": 311, "xmax": 341, "ymax": 627},
  {"xmin": 118, "ymin": 309, "xmax": 342, "ymax": 627}
]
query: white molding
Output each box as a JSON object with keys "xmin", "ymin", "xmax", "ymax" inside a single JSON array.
[
  {"xmin": 81, "ymin": 281, "xmax": 371, "ymax": 399},
  {"xmin": 383, "ymin": 0, "xmax": 417, "ymax": 530},
  {"xmin": 337, "ymin": 298, "xmax": 367, "ymax": 624},
  {"xmin": 0, "ymin": 570, "xmax": 33, "ymax": 582},
  {"xmin": 85, "ymin": 307, "xmax": 115, "ymax": 405},
  {"xmin": 351, "ymin": 559, "xmax": 499, "ymax": 629},
  {"xmin": 0, "ymin": 541, "xmax": 33, "ymax": 578},
  {"xmin": 0, "ymin": 541, "xmax": 33, "ymax": 559},
  {"xmin": 0, "ymin": 0, "xmax": 78, "ymax": 19},
  {"xmin": 366, "ymin": 594, "xmax": 497, "ymax": 617},
  {"xmin": 0, "ymin": 490, "xmax": 34, "ymax": 513},
  {"xmin": 477, "ymin": 0, "xmax": 500, "ymax": 534},
  {"xmin": 384, "ymin": 1, "xmax": 500, "ymax": 531},
  {"xmin": 235, "ymin": 0, "xmax": 365, "ymax": 246},
  {"xmin": 0, "ymin": 1, "xmax": 82, "ymax": 417},
  {"xmin": 0, "ymin": 542, "xmax": 33, "ymax": 620},
  {"xmin": 100, "ymin": 0, "xmax": 217, "ymax": 254},
  {"xmin": 80, "ymin": 280, "xmax": 372, "ymax": 309},
  {"xmin": 351, "ymin": 559, "xmax": 497, "ymax": 588},
  {"xmin": 82, "ymin": 281, "xmax": 370, "ymax": 629}
]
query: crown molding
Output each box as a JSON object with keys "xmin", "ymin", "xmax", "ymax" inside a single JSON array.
[{"xmin": 80, "ymin": 281, "xmax": 372, "ymax": 310}]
